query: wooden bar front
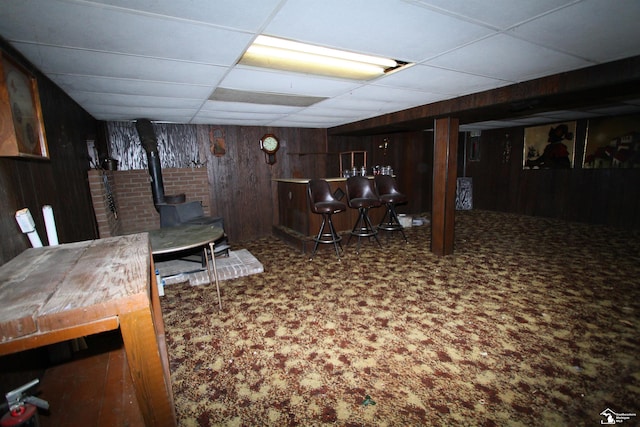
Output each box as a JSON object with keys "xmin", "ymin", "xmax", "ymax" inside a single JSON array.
[
  {"xmin": 276, "ymin": 177, "xmax": 384, "ymax": 237},
  {"xmin": 0, "ymin": 234, "xmax": 176, "ymax": 427}
]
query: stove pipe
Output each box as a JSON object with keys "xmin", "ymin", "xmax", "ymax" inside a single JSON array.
[{"xmin": 135, "ymin": 119, "xmax": 165, "ymax": 209}]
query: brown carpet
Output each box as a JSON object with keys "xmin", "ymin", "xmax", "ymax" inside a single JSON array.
[{"xmin": 160, "ymin": 210, "xmax": 640, "ymax": 426}]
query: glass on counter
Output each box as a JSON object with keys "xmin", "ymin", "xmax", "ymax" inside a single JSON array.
[
  {"xmin": 343, "ymin": 167, "xmax": 370, "ymax": 177},
  {"xmin": 373, "ymin": 165, "xmax": 393, "ymax": 175}
]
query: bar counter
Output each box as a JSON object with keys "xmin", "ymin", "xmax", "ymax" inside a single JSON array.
[{"xmin": 274, "ymin": 177, "xmax": 384, "ymax": 240}]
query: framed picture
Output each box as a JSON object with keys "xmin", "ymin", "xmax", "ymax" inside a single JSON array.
[
  {"xmin": 467, "ymin": 132, "xmax": 481, "ymax": 161},
  {"xmin": 583, "ymin": 114, "xmax": 640, "ymax": 168},
  {"xmin": 0, "ymin": 51, "xmax": 49, "ymax": 159},
  {"xmin": 523, "ymin": 121, "xmax": 576, "ymax": 169}
]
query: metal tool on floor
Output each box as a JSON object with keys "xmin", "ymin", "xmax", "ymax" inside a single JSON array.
[{"xmin": 1, "ymin": 379, "xmax": 49, "ymax": 427}]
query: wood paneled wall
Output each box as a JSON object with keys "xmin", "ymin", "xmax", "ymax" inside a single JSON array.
[
  {"xmin": 466, "ymin": 121, "xmax": 640, "ymax": 228},
  {"xmin": 0, "ymin": 43, "xmax": 98, "ymax": 266},
  {"xmin": 104, "ymin": 124, "xmax": 328, "ymax": 243},
  {"xmin": 202, "ymin": 126, "xmax": 327, "ymax": 243},
  {"xmin": 330, "ymin": 119, "xmax": 640, "ymax": 230}
]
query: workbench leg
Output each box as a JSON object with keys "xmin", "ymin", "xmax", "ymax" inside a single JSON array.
[
  {"xmin": 205, "ymin": 242, "xmax": 222, "ymax": 310},
  {"xmin": 120, "ymin": 307, "xmax": 177, "ymax": 427}
]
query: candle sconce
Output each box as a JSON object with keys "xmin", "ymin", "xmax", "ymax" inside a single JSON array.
[{"xmin": 378, "ymin": 138, "xmax": 389, "ymax": 157}]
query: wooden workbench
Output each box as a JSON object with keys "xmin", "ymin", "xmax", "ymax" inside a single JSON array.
[{"xmin": 0, "ymin": 233, "xmax": 176, "ymax": 427}]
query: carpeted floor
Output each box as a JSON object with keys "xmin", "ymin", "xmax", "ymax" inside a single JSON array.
[{"xmin": 160, "ymin": 210, "xmax": 640, "ymax": 426}]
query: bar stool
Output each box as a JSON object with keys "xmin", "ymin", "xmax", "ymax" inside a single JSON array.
[
  {"xmin": 345, "ymin": 176, "xmax": 382, "ymax": 253},
  {"xmin": 375, "ymin": 175, "xmax": 408, "ymax": 242},
  {"xmin": 307, "ymin": 179, "xmax": 347, "ymax": 260}
]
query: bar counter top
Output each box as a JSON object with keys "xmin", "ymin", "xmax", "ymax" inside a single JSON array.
[{"xmin": 274, "ymin": 176, "xmax": 375, "ymax": 184}]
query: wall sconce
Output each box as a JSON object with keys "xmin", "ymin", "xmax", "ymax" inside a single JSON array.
[{"xmin": 379, "ymin": 138, "xmax": 389, "ymax": 157}]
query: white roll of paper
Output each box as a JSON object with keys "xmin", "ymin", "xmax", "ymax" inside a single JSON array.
[
  {"xmin": 43, "ymin": 205, "xmax": 59, "ymax": 246},
  {"xmin": 15, "ymin": 208, "xmax": 43, "ymax": 248}
]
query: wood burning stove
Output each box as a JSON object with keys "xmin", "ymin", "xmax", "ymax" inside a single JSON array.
[{"xmin": 135, "ymin": 119, "xmax": 229, "ymax": 255}]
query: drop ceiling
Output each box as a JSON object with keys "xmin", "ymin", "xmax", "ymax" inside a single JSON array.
[{"xmin": 1, "ymin": 0, "xmax": 640, "ymax": 130}]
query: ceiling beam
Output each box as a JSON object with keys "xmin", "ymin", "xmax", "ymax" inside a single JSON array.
[{"xmin": 329, "ymin": 56, "xmax": 640, "ymax": 136}]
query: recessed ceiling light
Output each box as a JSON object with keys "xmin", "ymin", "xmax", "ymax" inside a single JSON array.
[{"xmin": 239, "ymin": 35, "xmax": 410, "ymax": 80}]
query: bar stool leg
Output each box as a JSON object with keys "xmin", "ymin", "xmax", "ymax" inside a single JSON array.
[
  {"xmin": 310, "ymin": 216, "xmax": 326, "ymax": 259},
  {"xmin": 310, "ymin": 213, "xmax": 343, "ymax": 260},
  {"xmin": 326, "ymin": 214, "xmax": 343, "ymax": 258},
  {"xmin": 364, "ymin": 209, "xmax": 382, "ymax": 248},
  {"xmin": 390, "ymin": 204, "xmax": 407, "ymax": 242},
  {"xmin": 378, "ymin": 203, "xmax": 408, "ymax": 243},
  {"xmin": 347, "ymin": 207, "xmax": 381, "ymax": 253}
]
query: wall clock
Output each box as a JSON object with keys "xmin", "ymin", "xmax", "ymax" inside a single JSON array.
[
  {"xmin": 260, "ymin": 133, "xmax": 279, "ymax": 165},
  {"xmin": 0, "ymin": 52, "xmax": 49, "ymax": 159}
]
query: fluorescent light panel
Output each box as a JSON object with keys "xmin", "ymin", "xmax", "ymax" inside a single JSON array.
[
  {"xmin": 210, "ymin": 87, "xmax": 327, "ymax": 107},
  {"xmin": 239, "ymin": 35, "xmax": 408, "ymax": 80}
]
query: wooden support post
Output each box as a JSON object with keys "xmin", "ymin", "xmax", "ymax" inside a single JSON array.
[{"xmin": 431, "ymin": 117, "xmax": 459, "ymax": 256}]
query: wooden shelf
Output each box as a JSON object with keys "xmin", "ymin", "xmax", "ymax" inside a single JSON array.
[
  {"xmin": 339, "ymin": 150, "xmax": 367, "ymax": 176},
  {"xmin": 38, "ymin": 331, "xmax": 144, "ymax": 427}
]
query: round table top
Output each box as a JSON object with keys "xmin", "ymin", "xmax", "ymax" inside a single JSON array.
[{"xmin": 149, "ymin": 224, "xmax": 224, "ymax": 255}]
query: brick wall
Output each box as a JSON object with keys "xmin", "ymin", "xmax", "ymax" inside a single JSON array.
[
  {"xmin": 88, "ymin": 167, "xmax": 210, "ymax": 237},
  {"xmin": 88, "ymin": 170, "xmax": 121, "ymax": 238}
]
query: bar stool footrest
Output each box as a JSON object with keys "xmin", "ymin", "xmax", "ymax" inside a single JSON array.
[{"xmin": 315, "ymin": 233, "xmax": 343, "ymax": 244}]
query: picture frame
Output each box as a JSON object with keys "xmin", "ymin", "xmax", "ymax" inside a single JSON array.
[
  {"xmin": 523, "ymin": 121, "xmax": 576, "ymax": 169},
  {"xmin": 583, "ymin": 114, "xmax": 640, "ymax": 168},
  {"xmin": 467, "ymin": 133, "xmax": 481, "ymax": 162},
  {"xmin": 0, "ymin": 51, "xmax": 49, "ymax": 159}
]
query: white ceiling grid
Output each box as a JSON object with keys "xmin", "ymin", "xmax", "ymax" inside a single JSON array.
[{"xmin": 0, "ymin": 0, "xmax": 639, "ymax": 128}]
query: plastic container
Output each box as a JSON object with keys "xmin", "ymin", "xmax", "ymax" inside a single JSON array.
[{"xmin": 398, "ymin": 214, "xmax": 412, "ymax": 228}]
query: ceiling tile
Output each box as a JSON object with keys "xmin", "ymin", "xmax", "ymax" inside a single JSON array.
[
  {"xmin": 189, "ymin": 113, "xmax": 273, "ymax": 126},
  {"xmin": 86, "ymin": 104, "xmax": 199, "ymax": 122},
  {"xmin": 315, "ymin": 97, "xmax": 391, "ymax": 114},
  {"xmin": 293, "ymin": 106, "xmax": 366, "ymax": 119},
  {"xmin": 510, "ymin": 0, "xmax": 640, "ymax": 62},
  {"xmin": 268, "ymin": 117, "xmax": 345, "ymax": 128},
  {"xmin": 200, "ymin": 100, "xmax": 302, "ymax": 115},
  {"xmin": 219, "ymin": 67, "xmax": 360, "ymax": 97},
  {"xmin": 12, "ymin": 43, "xmax": 228, "ymax": 85},
  {"xmin": 427, "ymin": 33, "xmax": 592, "ymax": 81},
  {"xmin": 50, "ymin": 74, "xmax": 213, "ymax": 99},
  {"xmin": 0, "ymin": 1, "xmax": 254, "ymax": 65},
  {"xmin": 378, "ymin": 64, "xmax": 507, "ymax": 95},
  {"xmin": 67, "ymin": 92, "xmax": 204, "ymax": 110},
  {"xmin": 346, "ymin": 84, "xmax": 445, "ymax": 108},
  {"xmin": 264, "ymin": 0, "xmax": 493, "ymax": 62},
  {"xmin": 194, "ymin": 110, "xmax": 285, "ymax": 120},
  {"xmin": 88, "ymin": 0, "xmax": 282, "ymax": 31},
  {"xmin": 405, "ymin": 0, "xmax": 578, "ymax": 29}
]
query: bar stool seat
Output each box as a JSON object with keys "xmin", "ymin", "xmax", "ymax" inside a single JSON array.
[
  {"xmin": 308, "ymin": 179, "xmax": 347, "ymax": 260},
  {"xmin": 375, "ymin": 175, "xmax": 408, "ymax": 242},
  {"xmin": 345, "ymin": 176, "xmax": 382, "ymax": 253}
]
